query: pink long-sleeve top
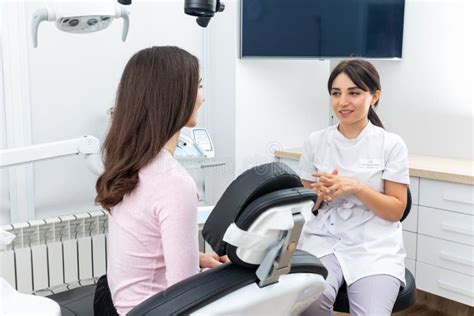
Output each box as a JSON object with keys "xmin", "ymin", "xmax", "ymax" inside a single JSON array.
[{"xmin": 107, "ymin": 150, "xmax": 200, "ymax": 315}]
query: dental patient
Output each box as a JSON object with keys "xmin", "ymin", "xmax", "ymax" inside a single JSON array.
[{"xmin": 95, "ymin": 46, "xmax": 227, "ymax": 315}]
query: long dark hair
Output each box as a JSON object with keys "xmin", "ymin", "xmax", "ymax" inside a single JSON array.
[
  {"xmin": 328, "ymin": 60, "xmax": 384, "ymax": 129},
  {"xmin": 96, "ymin": 46, "xmax": 199, "ymax": 211}
]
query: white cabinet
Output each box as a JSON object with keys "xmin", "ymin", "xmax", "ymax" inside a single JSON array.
[
  {"xmin": 405, "ymin": 258, "xmax": 416, "ymax": 277},
  {"xmin": 416, "ymin": 262, "xmax": 474, "ymax": 306},
  {"xmin": 419, "ymin": 179, "xmax": 474, "ymax": 215},
  {"xmin": 402, "ymin": 205, "xmax": 418, "ymax": 233},
  {"xmin": 403, "ymin": 231, "xmax": 417, "ymax": 260},
  {"xmin": 418, "ymin": 206, "xmax": 474, "ymax": 246},
  {"xmin": 410, "ymin": 176, "xmax": 420, "ymax": 205},
  {"xmin": 417, "ymin": 235, "xmax": 474, "ymax": 276},
  {"xmin": 415, "ymin": 178, "xmax": 474, "ymax": 306}
]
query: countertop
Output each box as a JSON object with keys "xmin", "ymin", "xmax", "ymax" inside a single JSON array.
[{"xmin": 274, "ymin": 148, "xmax": 474, "ymax": 185}]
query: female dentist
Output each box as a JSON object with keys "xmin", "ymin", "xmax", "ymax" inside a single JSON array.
[{"xmin": 299, "ymin": 60, "xmax": 409, "ymax": 316}]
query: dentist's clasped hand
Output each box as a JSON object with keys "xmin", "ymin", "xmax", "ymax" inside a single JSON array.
[{"xmin": 311, "ymin": 169, "xmax": 362, "ymax": 202}]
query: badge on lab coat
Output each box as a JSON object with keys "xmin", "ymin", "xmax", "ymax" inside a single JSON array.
[{"xmin": 359, "ymin": 158, "xmax": 383, "ymax": 169}]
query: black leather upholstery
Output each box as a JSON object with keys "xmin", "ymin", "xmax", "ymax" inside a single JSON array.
[
  {"xmin": 128, "ymin": 250, "xmax": 327, "ymax": 316},
  {"xmin": 202, "ymin": 162, "xmax": 303, "ymax": 256},
  {"xmin": 235, "ymin": 187, "xmax": 317, "ymax": 230}
]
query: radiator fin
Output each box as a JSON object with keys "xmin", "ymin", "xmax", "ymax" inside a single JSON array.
[
  {"xmin": 78, "ymin": 237, "xmax": 93, "ymax": 280},
  {"xmin": 15, "ymin": 248, "xmax": 33, "ymax": 293},
  {"xmin": 31, "ymin": 244, "xmax": 49, "ymax": 291},
  {"xmin": 92, "ymin": 234, "xmax": 107, "ymax": 277},
  {"xmin": 47, "ymin": 242, "xmax": 64, "ymax": 288},
  {"xmin": 0, "ymin": 250, "xmax": 16, "ymax": 288},
  {"xmin": 63, "ymin": 239, "xmax": 78, "ymax": 284}
]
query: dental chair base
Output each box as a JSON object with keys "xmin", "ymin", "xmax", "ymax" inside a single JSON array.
[{"xmin": 1, "ymin": 278, "xmax": 61, "ymax": 316}]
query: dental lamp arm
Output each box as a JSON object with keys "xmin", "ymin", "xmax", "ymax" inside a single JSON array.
[
  {"xmin": 31, "ymin": 8, "xmax": 55, "ymax": 48},
  {"xmin": 0, "ymin": 136, "xmax": 102, "ymax": 175},
  {"xmin": 115, "ymin": 6, "xmax": 130, "ymax": 41}
]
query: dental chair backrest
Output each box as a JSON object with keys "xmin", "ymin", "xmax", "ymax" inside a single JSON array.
[{"xmin": 126, "ymin": 162, "xmax": 328, "ymax": 315}]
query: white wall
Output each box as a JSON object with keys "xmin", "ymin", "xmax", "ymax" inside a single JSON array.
[
  {"xmin": 204, "ymin": 0, "xmax": 238, "ymax": 203},
  {"xmin": 331, "ymin": 0, "xmax": 473, "ymax": 160},
  {"xmin": 235, "ymin": 59, "xmax": 330, "ymax": 173},
  {"xmin": 207, "ymin": 1, "xmax": 330, "ymax": 180},
  {"xmin": 1, "ymin": 0, "xmax": 205, "ymax": 223},
  {"xmin": 0, "ymin": 1, "xmax": 11, "ymax": 224}
]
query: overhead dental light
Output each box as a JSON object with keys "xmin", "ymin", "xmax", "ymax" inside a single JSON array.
[
  {"xmin": 118, "ymin": 0, "xmax": 225, "ymax": 28},
  {"xmin": 31, "ymin": 2, "xmax": 130, "ymax": 48},
  {"xmin": 184, "ymin": 0, "xmax": 225, "ymax": 27}
]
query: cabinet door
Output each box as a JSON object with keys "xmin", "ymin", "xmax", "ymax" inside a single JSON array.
[
  {"xmin": 416, "ymin": 262, "xmax": 474, "ymax": 306},
  {"xmin": 405, "ymin": 258, "xmax": 416, "ymax": 277},
  {"xmin": 418, "ymin": 206, "xmax": 474, "ymax": 246},
  {"xmin": 403, "ymin": 204, "xmax": 418, "ymax": 233},
  {"xmin": 419, "ymin": 179, "xmax": 474, "ymax": 215},
  {"xmin": 403, "ymin": 231, "xmax": 417, "ymax": 260},
  {"xmin": 410, "ymin": 176, "xmax": 420, "ymax": 205},
  {"xmin": 417, "ymin": 234, "xmax": 474, "ymax": 276}
]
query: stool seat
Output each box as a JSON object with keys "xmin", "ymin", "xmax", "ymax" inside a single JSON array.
[{"xmin": 333, "ymin": 268, "xmax": 416, "ymax": 313}]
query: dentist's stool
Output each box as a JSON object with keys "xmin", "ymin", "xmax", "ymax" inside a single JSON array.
[{"xmin": 333, "ymin": 188, "xmax": 417, "ymax": 313}]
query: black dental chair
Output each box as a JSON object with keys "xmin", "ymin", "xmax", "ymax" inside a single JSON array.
[
  {"xmin": 333, "ymin": 188, "xmax": 417, "ymax": 313},
  {"xmin": 50, "ymin": 162, "xmax": 329, "ymax": 315}
]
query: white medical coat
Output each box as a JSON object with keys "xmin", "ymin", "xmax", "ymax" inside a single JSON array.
[{"xmin": 298, "ymin": 122, "xmax": 409, "ymax": 286}]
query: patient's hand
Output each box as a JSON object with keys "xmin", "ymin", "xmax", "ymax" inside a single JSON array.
[{"xmin": 199, "ymin": 252, "xmax": 230, "ymax": 269}]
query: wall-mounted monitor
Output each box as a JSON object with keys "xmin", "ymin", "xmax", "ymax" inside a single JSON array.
[{"xmin": 241, "ymin": 0, "xmax": 405, "ymax": 59}]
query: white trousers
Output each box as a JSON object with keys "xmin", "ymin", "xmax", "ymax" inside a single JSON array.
[{"xmin": 302, "ymin": 254, "xmax": 401, "ymax": 316}]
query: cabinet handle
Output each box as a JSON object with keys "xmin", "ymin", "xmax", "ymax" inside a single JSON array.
[
  {"xmin": 439, "ymin": 251, "xmax": 474, "ymax": 267},
  {"xmin": 201, "ymin": 162, "xmax": 226, "ymax": 169},
  {"xmin": 440, "ymin": 223, "xmax": 474, "ymax": 236},
  {"xmin": 443, "ymin": 194, "xmax": 474, "ymax": 205},
  {"xmin": 438, "ymin": 280, "xmax": 474, "ymax": 298}
]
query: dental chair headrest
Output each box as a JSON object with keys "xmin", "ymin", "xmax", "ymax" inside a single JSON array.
[{"xmin": 202, "ymin": 162, "xmax": 317, "ymax": 267}]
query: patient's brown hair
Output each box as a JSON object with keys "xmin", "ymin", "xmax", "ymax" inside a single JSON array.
[{"xmin": 95, "ymin": 46, "xmax": 199, "ymax": 211}]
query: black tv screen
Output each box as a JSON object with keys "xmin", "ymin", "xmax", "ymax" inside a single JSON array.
[{"xmin": 241, "ymin": 0, "xmax": 405, "ymax": 58}]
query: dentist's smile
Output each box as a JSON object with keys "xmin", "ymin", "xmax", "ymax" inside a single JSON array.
[{"xmin": 339, "ymin": 109, "xmax": 353, "ymax": 117}]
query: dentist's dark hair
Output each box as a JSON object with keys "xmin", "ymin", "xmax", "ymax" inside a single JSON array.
[
  {"xmin": 96, "ymin": 46, "xmax": 199, "ymax": 211},
  {"xmin": 328, "ymin": 59, "xmax": 384, "ymax": 129}
]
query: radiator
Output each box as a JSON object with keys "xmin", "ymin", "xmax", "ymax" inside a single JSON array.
[
  {"xmin": 0, "ymin": 210, "xmax": 108, "ymax": 296},
  {"xmin": 0, "ymin": 209, "xmax": 209, "ymax": 296}
]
